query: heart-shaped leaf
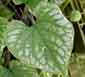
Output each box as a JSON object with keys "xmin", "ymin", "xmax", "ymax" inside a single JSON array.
[
  {"xmin": 6, "ymin": 2, "xmax": 74, "ymax": 74},
  {"xmin": 0, "ymin": 61, "xmax": 39, "ymax": 77}
]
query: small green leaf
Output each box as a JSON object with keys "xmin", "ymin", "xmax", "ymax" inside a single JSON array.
[{"xmin": 69, "ymin": 10, "xmax": 81, "ymax": 22}]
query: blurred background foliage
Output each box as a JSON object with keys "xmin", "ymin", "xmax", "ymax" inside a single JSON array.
[{"xmin": 62, "ymin": 0, "xmax": 85, "ymax": 77}]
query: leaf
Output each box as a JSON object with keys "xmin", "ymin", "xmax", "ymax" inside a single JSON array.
[
  {"xmin": 14, "ymin": 0, "xmax": 43, "ymax": 9},
  {"xmin": 0, "ymin": 5, "xmax": 14, "ymax": 18},
  {"xmin": 0, "ymin": 66, "xmax": 12, "ymax": 77},
  {"xmin": 0, "ymin": 61, "xmax": 39, "ymax": 77},
  {"xmin": 69, "ymin": 10, "xmax": 81, "ymax": 22},
  {"xmin": 48, "ymin": 0, "xmax": 66, "ymax": 6},
  {"xmin": 6, "ymin": 2, "xmax": 74, "ymax": 73},
  {"xmin": 0, "ymin": 17, "xmax": 8, "ymax": 57}
]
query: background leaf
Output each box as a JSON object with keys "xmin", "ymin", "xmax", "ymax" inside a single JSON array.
[
  {"xmin": 0, "ymin": 17, "xmax": 8, "ymax": 57},
  {"xmin": 0, "ymin": 5, "xmax": 14, "ymax": 19},
  {"xmin": 0, "ymin": 61, "xmax": 39, "ymax": 77},
  {"xmin": 14, "ymin": 0, "xmax": 43, "ymax": 9},
  {"xmin": 6, "ymin": 2, "xmax": 74, "ymax": 74}
]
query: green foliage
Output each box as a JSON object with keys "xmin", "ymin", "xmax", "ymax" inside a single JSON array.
[
  {"xmin": 0, "ymin": 5, "xmax": 13, "ymax": 18},
  {"xmin": 14, "ymin": 0, "xmax": 43, "ymax": 9},
  {"xmin": 69, "ymin": 10, "xmax": 81, "ymax": 22},
  {"xmin": 0, "ymin": 17, "xmax": 8, "ymax": 57},
  {"xmin": 0, "ymin": 61, "xmax": 39, "ymax": 77},
  {"xmin": 0, "ymin": 0, "xmax": 74, "ymax": 77},
  {"xmin": 48, "ymin": 0, "xmax": 66, "ymax": 6},
  {"xmin": 6, "ymin": 2, "xmax": 74, "ymax": 73}
]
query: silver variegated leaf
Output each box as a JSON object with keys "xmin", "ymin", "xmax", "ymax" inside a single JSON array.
[{"xmin": 6, "ymin": 2, "xmax": 74, "ymax": 74}]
